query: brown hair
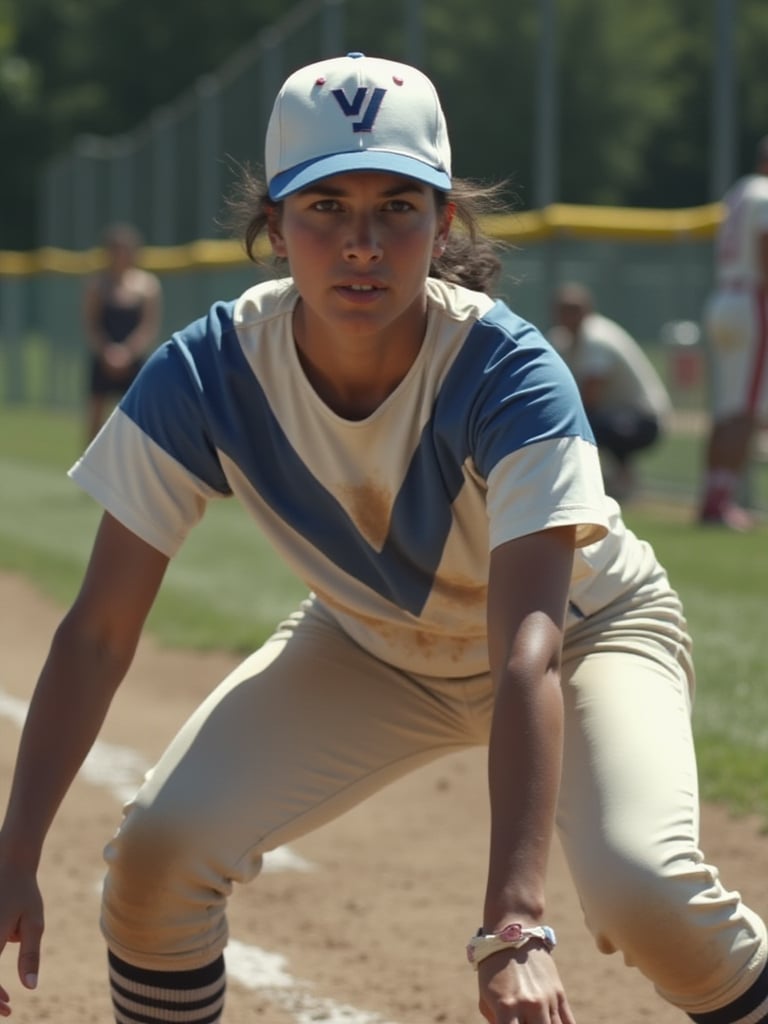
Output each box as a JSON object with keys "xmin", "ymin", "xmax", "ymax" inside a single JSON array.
[{"xmin": 222, "ymin": 165, "xmax": 509, "ymax": 294}]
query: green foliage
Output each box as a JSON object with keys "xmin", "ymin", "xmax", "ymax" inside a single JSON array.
[
  {"xmin": 557, "ymin": 1, "xmax": 682, "ymax": 205},
  {"xmin": 2, "ymin": 0, "xmax": 768, "ymax": 247},
  {"xmin": 2, "ymin": 0, "xmax": 289, "ymax": 246},
  {"xmin": 622, "ymin": 0, "xmax": 713, "ymax": 207},
  {"xmin": 0, "ymin": 0, "xmax": 44, "ymax": 250},
  {"xmin": 737, "ymin": 2, "xmax": 768, "ymax": 169}
]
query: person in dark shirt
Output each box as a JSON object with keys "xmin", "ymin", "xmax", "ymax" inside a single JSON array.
[{"xmin": 82, "ymin": 222, "xmax": 162, "ymax": 443}]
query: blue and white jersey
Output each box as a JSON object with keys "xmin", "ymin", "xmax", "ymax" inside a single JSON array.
[{"xmin": 70, "ymin": 277, "xmax": 659, "ymax": 677}]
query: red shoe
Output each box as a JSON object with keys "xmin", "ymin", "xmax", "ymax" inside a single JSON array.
[{"xmin": 699, "ymin": 503, "xmax": 756, "ymax": 531}]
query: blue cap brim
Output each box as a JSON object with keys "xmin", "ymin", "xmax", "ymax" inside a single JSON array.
[{"xmin": 269, "ymin": 150, "xmax": 452, "ymax": 200}]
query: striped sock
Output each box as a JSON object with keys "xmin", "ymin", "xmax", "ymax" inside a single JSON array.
[
  {"xmin": 688, "ymin": 957, "xmax": 768, "ymax": 1024},
  {"xmin": 108, "ymin": 950, "xmax": 226, "ymax": 1024}
]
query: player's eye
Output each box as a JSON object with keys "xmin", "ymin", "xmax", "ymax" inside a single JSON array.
[
  {"xmin": 311, "ymin": 198, "xmax": 342, "ymax": 212},
  {"xmin": 384, "ymin": 198, "xmax": 415, "ymax": 212}
]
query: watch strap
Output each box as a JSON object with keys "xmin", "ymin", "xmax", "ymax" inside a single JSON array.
[{"xmin": 466, "ymin": 923, "xmax": 557, "ymax": 969}]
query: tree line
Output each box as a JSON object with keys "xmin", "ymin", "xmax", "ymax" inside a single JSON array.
[{"xmin": 1, "ymin": 0, "xmax": 766, "ymax": 250}]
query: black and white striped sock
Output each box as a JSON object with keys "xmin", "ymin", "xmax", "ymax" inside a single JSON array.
[
  {"xmin": 108, "ymin": 950, "xmax": 226, "ymax": 1024},
  {"xmin": 688, "ymin": 957, "xmax": 768, "ymax": 1024}
]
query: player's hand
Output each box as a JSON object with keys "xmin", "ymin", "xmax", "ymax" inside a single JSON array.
[
  {"xmin": 0, "ymin": 862, "xmax": 44, "ymax": 1016},
  {"xmin": 476, "ymin": 947, "xmax": 576, "ymax": 1023}
]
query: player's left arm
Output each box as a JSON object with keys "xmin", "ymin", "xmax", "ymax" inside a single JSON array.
[
  {"xmin": 0, "ymin": 513, "xmax": 169, "ymax": 1008},
  {"xmin": 477, "ymin": 525, "xmax": 577, "ymax": 1023},
  {"xmin": 82, "ymin": 275, "xmax": 109, "ymax": 356}
]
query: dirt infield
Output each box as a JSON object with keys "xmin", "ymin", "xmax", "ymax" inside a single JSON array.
[{"xmin": 1, "ymin": 570, "xmax": 766, "ymax": 1024}]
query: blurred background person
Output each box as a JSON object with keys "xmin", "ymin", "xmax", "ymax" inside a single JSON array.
[
  {"xmin": 82, "ymin": 223, "xmax": 163, "ymax": 443},
  {"xmin": 550, "ymin": 282, "xmax": 671, "ymax": 501},
  {"xmin": 698, "ymin": 135, "xmax": 768, "ymax": 531}
]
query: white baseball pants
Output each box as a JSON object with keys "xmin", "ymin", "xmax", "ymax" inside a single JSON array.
[{"xmin": 100, "ymin": 588, "xmax": 767, "ymax": 1019}]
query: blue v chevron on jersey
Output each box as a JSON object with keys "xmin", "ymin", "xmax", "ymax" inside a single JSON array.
[{"xmin": 70, "ymin": 277, "xmax": 610, "ymax": 677}]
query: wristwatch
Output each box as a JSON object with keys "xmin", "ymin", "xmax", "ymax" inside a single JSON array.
[{"xmin": 466, "ymin": 923, "xmax": 557, "ymax": 969}]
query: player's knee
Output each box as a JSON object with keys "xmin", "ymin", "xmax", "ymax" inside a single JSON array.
[
  {"xmin": 104, "ymin": 800, "xmax": 211, "ymax": 906},
  {"xmin": 583, "ymin": 844, "xmax": 767, "ymax": 1009},
  {"xmin": 582, "ymin": 848, "xmax": 667, "ymax": 949},
  {"xmin": 582, "ymin": 843, "xmax": 726, "ymax": 965},
  {"xmin": 100, "ymin": 801, "xmax": 229, "ymax": 962}
]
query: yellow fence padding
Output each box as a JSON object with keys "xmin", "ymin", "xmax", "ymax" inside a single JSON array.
[{"xmin": 0, "ymin": 202, "xmax": 724, "ymax": 277}]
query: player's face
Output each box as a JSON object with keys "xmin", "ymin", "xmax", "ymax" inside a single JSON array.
[
  {"xmin": 106, "ymin": 239, "xmax": 137, "ymax": 273},
  {"xmin": 267, "ymin": 171, "xmax": 453, "ymax": 348},
  {"xmin": 554, "ymin": 300, "xmax": 585, "ymax": 337}
]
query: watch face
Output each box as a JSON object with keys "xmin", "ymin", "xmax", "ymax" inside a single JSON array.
[
  {"xmin": 497, "ymin": 923, "xmax": 524, "ymax": 942},
  {"xmin": 467, "ymin": 923, "xmax": 556, "ymax": 968}
]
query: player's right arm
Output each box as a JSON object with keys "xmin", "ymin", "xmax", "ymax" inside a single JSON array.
[
  {"xmin": 0, "ymin": 512, "xmax": 169, "ymax": 1014},
  {"xmin": 82, "ymin": 275, "xmax": 109, "ymax": 357}
]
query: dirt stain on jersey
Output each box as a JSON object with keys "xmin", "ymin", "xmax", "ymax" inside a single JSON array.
[
  {"xmin": 312, "ymin": 587, "xmax": 381, "ymax": 629},
  {"xmin": 431, "ymin": 573, "xmax": 486, "ymax": 609},
  {"xmin": 313, "ymin": 573, "xmax": 484, "ymax": 665},
  {"xmin": 337, "ymin": 481, "xmax": 392, "ymax": 549},
  {"xmin": 411, "ymin": 629, "xmax": 475, "ymax": 662}
]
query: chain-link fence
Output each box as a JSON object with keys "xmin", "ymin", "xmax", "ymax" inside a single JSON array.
[
  {"xmin": 37, "ymin": 0, "xmax": 442, "ymax": 250},
  {"xmin": 5, "ymin": 1, "xmax": 761, "ymax": 507},
  {"xmin": 0, "ymin": 209, "xmax": 716, "ymax": 408}
]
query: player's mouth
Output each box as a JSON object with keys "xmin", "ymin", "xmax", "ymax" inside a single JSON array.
[{"xmin": 336, "ymin": 280, "xmax": 387, "ymax": 302}]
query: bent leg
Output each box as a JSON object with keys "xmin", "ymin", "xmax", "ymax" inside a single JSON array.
[
  {"xmin": 699, "ymin": 290, "xmax": 765, "ymax": 526},
  {"xmin": 558, "ymin": 596, "xmax": 768, "ymax": 1020},
  {"xmin": 588, "ymin": 410, "xmax": 660, "ymax": 501},
  {"xmin": 101, "ymin": 599, "xmax": 484, "ymax": 973},
  {"xmin": 588, "ymin": 409, "xmax": 659, "ymax": 465}
]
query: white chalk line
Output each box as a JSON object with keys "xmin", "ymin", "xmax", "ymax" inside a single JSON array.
[{"xmin": 0, "ymin": 690, "xmax": 397, "ymax": 1024}]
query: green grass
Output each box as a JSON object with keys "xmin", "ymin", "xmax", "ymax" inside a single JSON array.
[
  {"xmin": 622, "ymin": 508, "xmax": 768, "ymax": 819},
  {"xmin": 0, "ymin": 405, "xmax": 307, "ymax": 650},
  {"xmin": 635, "ymin": 429, "xmax": 768, "ymax": 512},
  {"xmin": 1, "ymin": 405, "xmax": 767, "ymax": 821}
]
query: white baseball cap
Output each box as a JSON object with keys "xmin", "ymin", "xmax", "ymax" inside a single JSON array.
[{"xmin": 265, "ymin": 51, "xmax": 452, "ymax": 200}]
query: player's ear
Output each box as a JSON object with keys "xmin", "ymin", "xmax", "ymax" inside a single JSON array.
[
  {"xmin": 433, "ymin": 200, "xmax": 455, "ymax": 258},
  {"xmin": 265, "ymin": 202, "xmax": 287, "ymax": 257}
]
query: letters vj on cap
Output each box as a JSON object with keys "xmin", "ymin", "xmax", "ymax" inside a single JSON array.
[{"xmin": 265, "ymin": 51, "xmax": 452, "ymax": 201}]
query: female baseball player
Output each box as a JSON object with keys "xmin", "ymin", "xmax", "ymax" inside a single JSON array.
[{"xmin": 0, "ymin": 52, "xmax": 766, "ymax": 1024}]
